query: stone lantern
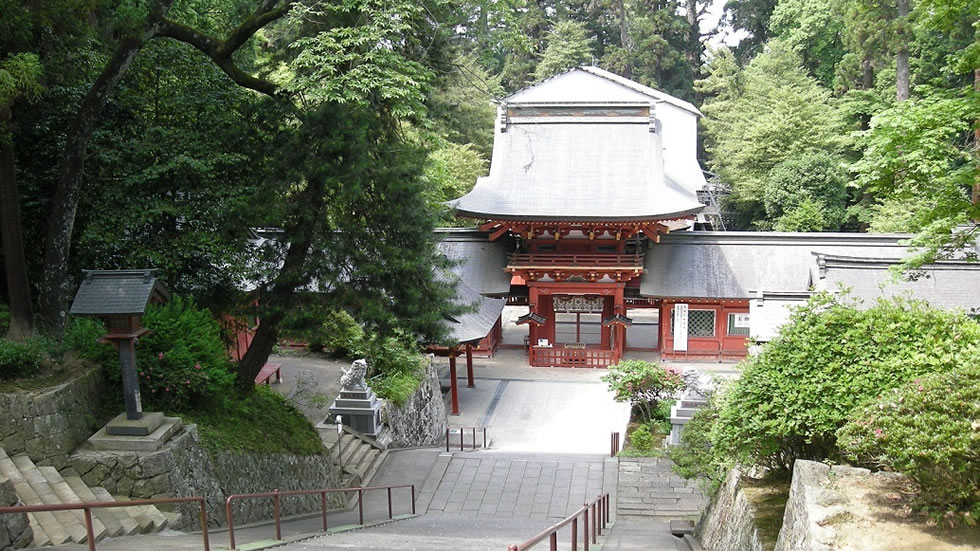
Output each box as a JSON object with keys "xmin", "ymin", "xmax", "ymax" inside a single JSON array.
[{"xmin": 69, "ymin": 270, "xmax": 170, "ymax": 436}]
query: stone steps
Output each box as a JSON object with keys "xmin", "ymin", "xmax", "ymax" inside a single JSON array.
[
  {"xmin": 616, "ymin": 457, "xmax": 708, "ymax": 522},
  {"xmin": 0, "ymin": 446, "xmax": 173, "ymax": 547}
]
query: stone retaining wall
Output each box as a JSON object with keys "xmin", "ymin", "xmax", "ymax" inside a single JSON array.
[
  {"xmin": 69, "ymin": 426, "xmax": 344, "ymax": 528},
  {"xmin": 380, "ymin": 357, "xmax": 447, "ymax": 448},
  {"xmin": 0, "ymin": 476, "xmax": 31, "ymax": 550},
  {"xmin": 695, "ymin": 468, "xmax": 764, "ymax": 551},
  {"xmin": 0, "ymin": 369, "xmax": 104, "ymax": 470}
]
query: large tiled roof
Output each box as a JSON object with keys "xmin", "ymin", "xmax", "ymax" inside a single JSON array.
[
  {"xmin": 70, "ymin": 270, "xmax": 171, "ymax": 316},
  {"xmin": 451, "ymin": 121, "xmax": 704, "ymax": 221},
  {"xmin": 813, "ymin": 254, "xmax": 980, "ymax": 311},
  {"xmin": 441, "ymin": 279, "xmax": 506, "ymax": 344},
  {"xmin": 504, "ymin": 66, "xmax": 701, "ymax": 115},
  {"xmin": 436, "ymin": 229, "xmax": 511, "ymax": 296},
  {"xmin": 640, "ymin": 232, "xmax": 911, "ymax": 299}
]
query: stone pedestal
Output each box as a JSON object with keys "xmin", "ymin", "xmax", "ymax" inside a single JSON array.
[
  {"xmin": 87, "ymin": 413, "xmax": 182, "ymax": 452},
  {"xmin": 328, "ymin": 387, "xmax": 384, "ymax": 437}
]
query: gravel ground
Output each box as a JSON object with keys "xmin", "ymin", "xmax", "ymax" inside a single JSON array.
[{"xmin": 265, "ymin": 350, "xmax": 353, "ymax": 425}]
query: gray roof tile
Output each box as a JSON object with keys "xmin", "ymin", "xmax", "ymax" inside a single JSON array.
[{"xmin": 70, "ymin": 270, "xmax": 171, "ymax": 316}]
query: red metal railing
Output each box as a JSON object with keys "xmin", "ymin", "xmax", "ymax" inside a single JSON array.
[
  {"xmin": 508, "ymin": 254, "xmax": 642, "ymax": 268},
  {"xmin": 530, "ymin": 346, "xmax": 619, "ymax": 368},
  {"xmin": 445, "ymin": 426, "xmax": 488, "ymax": 452},
  {"xmin": 610, "ymin": 432, "xmax": 620, "ymax": 457},
  {"xmin": 507, "ymin": 493, "xmax": 611, "ymax": 551},
  {"xmin": 224, "ymin": 484, "xmax": 415, "ymax": 550},
  {"xmin": 0, "ymin": 496, "xmax": 210, "ymax": 551}
]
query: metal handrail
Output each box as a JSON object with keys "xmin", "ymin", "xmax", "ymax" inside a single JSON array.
[
  {"xmin": 507, "ymin": 493, "xmax": 610, "ymax": 551},
  {"xmin": 224, "ymin": 484, "xmax": 415, "ymax": 550},
  {"xmin": 0, "ymin": 496, "xmax": 210, "ymax": 551},
  {"xmin": 611, "ymin": 431, "xmax": 621, "ymax": 457},
  {"xmin": 445, "ymin": 426, "xmax": 488, "ymax": 452}
]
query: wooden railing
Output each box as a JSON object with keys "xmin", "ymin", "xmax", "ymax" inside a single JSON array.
[
  {"xmin": 530, "ymin": 346, "xmax": 619, "ymax": 368},
  {"xmin": 507, "ymin": 254, "xmax": 642, "ymax": 268}
]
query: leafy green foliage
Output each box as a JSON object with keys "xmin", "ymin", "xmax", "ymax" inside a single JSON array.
[
  {"xmin": 854, "ymin": 86, "xmax": 979, "ymax": 267},
  {"xmin": 0, "ymin": 337, "xmax": 51, "ymax": 379},
  {"xmin": 838, "ymin": 361, "xmax": 980, "ymax": 524},
  {"xmin": 0, "ymin": 52, "xmax": 42, "ymax": 107},
  {"xmin": 362, "ymin": 332, "xmax": 428, "ymax": 405},
  {"xmin": 602, "ymin": 360, "xmax": 685, "ymax": 422},
  {"xmin": 318, "ymin": 310, "xmax": 366, "ymax": 358},
  {"xmin": 768, "ymin": 0, "xmax": 845, "ymax": 87},
  {"xmin": 669, "ymin": 401, "xmax": 729, "ymax": 494},
  {"xmin": 534, "ymin": 21, "xmax": 594, "ymax": 81},
  {"xmin": 628, "ymin": 423, "xmax": 654, "ymax": 451},
  {"xmin": 697, "ymin": 43, "xmax": 846, "ymax": 228},
  {"xmin": 714, "ymin": 292, "xmax": 980, "ymax": 471},
  {"xmin": 117, "ymin": 297, "xmax": 236, "ymax": 410},
  {"xmin": 763, "ymin": 152, "xmax": 850, "ymax": 231},
  {"xmin": 424, "ymin": 141, "xmax": 488, "ymax": 205}
]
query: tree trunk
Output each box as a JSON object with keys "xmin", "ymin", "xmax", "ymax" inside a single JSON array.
[
  {"xmin": 895, "ymin": 0, "xmax": 910, "ymax": 101},
  {"xmin": 37, "ymin": 0, "xmax": 175, "ymax": 335},
  {"xmin": 235, "ymin": 176, "xmax": 328, "ymax": 393},
  {"xmin": 0, "ymin": 107, "xmax": 35, "ymax": 341},
  {"xmin": 686, "ymin": 0, "xmax": 700, "ymax": 77},
  {"xmin": 861, "ymin": 55, "xmax": 874, "ymax": 90}
]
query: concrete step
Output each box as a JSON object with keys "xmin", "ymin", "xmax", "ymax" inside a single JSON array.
[
  {"xmin": 25, "ymin": 513, "xmax": 51, "ymax": 547},
  {"xmin": 89, "ymin": 487, "xmax": 140, "ymax": 536},
  {"xmin": 8, "ymin": 453, "xmax": 84, "ymax": 545},
  {"xmin": 62, "ymin": 476, "xmax": 125, "ymax": 538},
  {"xmin": 113, "ymin": 495, "xmax": 169, "ymax": 533},
  {"xmin": 37, "ymin": 466, "xmax": 107, "ymax": 542},
  {"xmin": 356, "ymin": 449, "xmax": 381, "ymax": 480}
]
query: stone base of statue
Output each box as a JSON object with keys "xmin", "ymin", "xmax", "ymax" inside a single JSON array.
[
  {"xmin": 87, "ymin": 412, "xmax": 184, "ymax": 452},
  {"xmin": 328, "ymin": 387, "xmax": 384, "ymax": 437}
]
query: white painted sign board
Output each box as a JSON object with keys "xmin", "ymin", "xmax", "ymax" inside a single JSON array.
[
  {"xmin": 733, "ymin": 313, "xmax": 751, "ymax": 328},
  {"xmin": 674, "ymin": 303, "xmax": 689, "ymax": 351}
]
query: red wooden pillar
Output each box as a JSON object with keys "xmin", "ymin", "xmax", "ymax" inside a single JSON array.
[
  {"xmin": 465, "ymin": 344, "xmax": 475, "ymax": 388},
  {"xmin": 614, "ymin": 285, "xmax": 626, "ymax": 359},
  {"xmin": 448, "ymin": 347, "xmax": 460, "ymax": 416},
  {"xmin": 528, "ymin": 285, "xmax": 539, "ymax": 348}
]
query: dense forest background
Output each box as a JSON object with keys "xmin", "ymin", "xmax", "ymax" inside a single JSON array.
[{"xmin": 0, "ymin": 0, "xmax": 977, "ymax": 364}]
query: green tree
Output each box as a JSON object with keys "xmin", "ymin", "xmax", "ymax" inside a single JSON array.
[
  {"xmin": 697, "ymin": 43, "xmax": 846, "ymax": 228},
  {"xmin": 534, "ymin": 21, "xmax": 595, "ymax": 81},
  {"xmin": 601, "ymin": 360, "xmax": 686, "ymax": 422},
  {"xmin": 853, "ymin": 87, "xmax": 978, "ymax": 267},
  {"xmin": 768, "ymin": 0, "xmax": 845, "ymax": 88},
  {"xmin": 763, "ymin": 152, "xmax": 850, "ymax": 230}
]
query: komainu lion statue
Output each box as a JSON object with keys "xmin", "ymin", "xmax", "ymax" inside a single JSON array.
[{"xmin": 340, "ymin": 359, "xmax": 368, "ymax": 390}]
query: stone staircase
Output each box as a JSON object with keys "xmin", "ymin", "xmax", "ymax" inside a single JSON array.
[
  {"xmin": 0, "ymin": 446, "xmax": 172, "ymax": 547},
  {"xmin": 318, "ymin": 426, "xmax": 386, "ymax": 488},
  {"xmin": 616, "ymin": 457, "xmax": 708, "ymax": 521}
]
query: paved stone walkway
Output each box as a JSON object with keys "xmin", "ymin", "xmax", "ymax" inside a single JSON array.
[
  {"xmin": 417, "ymin": 453, "xmax": 607, "ymax": 520},
  {"xmin": 617, "ymin": 457, "xmax": 707, "ymax": 521}
]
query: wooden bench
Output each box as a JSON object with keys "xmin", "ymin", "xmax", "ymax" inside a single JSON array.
[{"xmin": 254, "ymin": 362, "xmax": 283, "ymax": 385}]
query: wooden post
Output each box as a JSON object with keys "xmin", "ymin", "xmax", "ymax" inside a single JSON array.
[
  {"xmin": 465, "ymin": 344, "xmax": 475, "ymax": 388},
  {"xmin": 449, "ymin": 349, "xmax": 460, "ymax": 416}
]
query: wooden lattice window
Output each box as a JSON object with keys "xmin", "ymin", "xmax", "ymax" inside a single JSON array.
[{"xmin": 670, "ymin": 309, "xmax": 716, "ymax": 337}]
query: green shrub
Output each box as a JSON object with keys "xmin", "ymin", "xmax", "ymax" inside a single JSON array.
[
  {"xmin": 629, "ymin": 423, "xmax": 654, "ymax": 452},
  {"xmin": 112, "ymin": 296, "xmax": 236, "ymax": 410},
  {"xmin": 0, "ymin": 337, "xmax": 52, "ymax": 379},
  {"xmin": 670, "ymin": 400, "xmax": 730, "ymax": 494},
  {"xmin": 319, "ymin": 310, "xmax": 365, "ymax": 357},
  {"xmin": 601, "ymin": 360, "xmax": 685, "ymax": 422},
  {"xmin": 0, "ymin": 303, "xmax": 9, "ymax": 335},
  {"xmin": 714, "ymin": 292, "xmax": 980, "ymax": 471},
  {"xmin": 370, "ymin": 370, "xmax": 424, "ymax": 406},
  {"xmin": 837, "ymin": 359, "xmax": 980, "ymax": 525},
  {"xmin": 63, "ymin": 318, "xmax": 116, "ymax": 366}
]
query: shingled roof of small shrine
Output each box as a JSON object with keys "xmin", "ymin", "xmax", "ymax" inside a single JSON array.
[
  {"xmin": 70, "ymin": 270, "xmax": 171, "ymax": 316},
  {"xmin": 442, "ymin": 278, "xmax": 507, "ymax": 344},
  {"xmin": 436, "ymin": 229, "xmax": 511, "ymax": 296}
]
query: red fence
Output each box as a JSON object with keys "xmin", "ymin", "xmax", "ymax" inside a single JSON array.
[
  {"xmin": 530, "ymin": 346, "xmax": 619, "ymax": 368},
  {"xmin": 224, "ymin": 484, "xmax": 415, "ymax": 550},
  {"xmin": 507, "ymin": 493, "xmax": 610, "ymax": 551},
  {"xmin": 0, "ymin": 496, "xmax": 210, "ymax": 551}
]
